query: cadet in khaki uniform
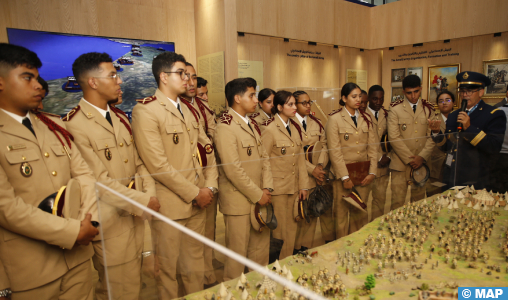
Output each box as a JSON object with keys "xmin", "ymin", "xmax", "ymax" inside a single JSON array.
[
  {"xmin": 64, "ymin": 53, "xmax": 160, "ymax": 300},
  {"xmin": 249, "ymin": 88, "xmax": 274, "ymax": 133},
  {"xmin": 291, "ymin": 91, "xmax": 330, "ymax": 250},
  {"xmin": 364, "ymin": 85, "xmax": 390, "ymax": 221},
  {"xmin": 426, "ymin": 91, "xmax": 453, "ymax": 196},
  {"xmin": 215, "ymin": 78, "xmax": 273, "ymax": 281},
  {"xmin": 132, "ymin": 52, "xmax": 218, "ymax": 300},
  {"xmin": 180, "ymin": 63, "xmax": 218, "ymax": 286},
  {"xmin": 261, "ymin": 90, "xmax": 309, "ymax": 260},
  {"xmin": 326, "ymin": 83, "xmax": 377, "ymax": 239},
  {"xmin": 388, "ymin": 75, "xmax": 437, "ymax": 210},
  {"xmin": 0, "ymin": 43, "xmax": 99, "ymax": 300}
]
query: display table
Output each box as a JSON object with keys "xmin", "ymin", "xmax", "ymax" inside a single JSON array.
[{"xmin": 187, "ymin": 188, "xmax": 508, "ymax": 300}]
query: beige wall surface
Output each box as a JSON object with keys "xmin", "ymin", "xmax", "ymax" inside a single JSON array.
[
  {"xmin": 0, "ymin": 0, "xmax": 196, "ymax": 63},
  {"xmin": 381, "ymin": 32, "xmax": 508, "ymax": 107},
  {"xmin": 236, "ymin": 0, "xmax": 371, "ymax": 49}
]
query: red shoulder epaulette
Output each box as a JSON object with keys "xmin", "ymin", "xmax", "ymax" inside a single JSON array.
[
  {"xmin": 289, "ymin": 119, "xmax": 303, "ymax": 140},
  {"xmin": 421, "ymin": 99, "xmax": 435, "ymax": 118},
  {"xmin": 110, "ymin": 106, "xmax": 133, "ymax": 137},
  {"xmin": 249, "ymin": 112, "xmax": 260, "ymax": 119},
  {"xmin": 136, "ymin": 95, "xmax": 157, "ymax": 104},
  {"xmin": 179, "ymin": 98, "xmax": 201, "ymax": 123},
  {"xmin": 110, "ymin": 106, "xmax": 129, "ymax": 120},
  {"xmin": 195, "ymin": 97, "xmax": 215, "ymax": 115},
  {"xmin": 329, "ymin": 108, "xmax": 342, "ymax": 116},
  {"xmin": 309, "ymin": 115, "xmax": 324, "ymax": 132},
  {"xmin": 62, "ymin": 105, "xmax": 81, "ymax": 122},
  {"xmin": 194, "ymin": 97, "xmax": 214, "ymax": 133},
  {"xmin": 33, "ymin": 110, "xmax": 74, "ymax": 149},
  {"xmin": 219, "ymin": 112, "xmax": 233, "ymax": 125},
  {"xmin": 250, "ymin": 118, "xmax": 262, "ymax": 136},
  {"xmin": 381, "ymin": 107, "xmax": 389, "ymax": 118},
  {"xmin": 390, "ymin": 99, "xmax": 403, "ymax": 107},
  {"xmin": 359, "ymin": 109, "xmax": 373, "ymax": 129},
  {"xmin": 261, "ymin": 117, "xmax": 275, "ymax": 126}
]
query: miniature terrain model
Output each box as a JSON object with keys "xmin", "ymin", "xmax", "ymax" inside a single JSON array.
[{"xmin": 190, "ymin": 187, "xmax": 508, "ymax": 300}]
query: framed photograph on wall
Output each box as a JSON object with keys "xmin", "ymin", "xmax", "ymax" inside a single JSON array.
[
  {"xmin": 391, "ymin": 87, "xmax": 404, "ymax": 103},
  {"xmin": 406, "ymin": 67, "xmax": 423, "ymax": 81},
  {"xmin": 428, "ymin": 64, "xmax": 460, "ymax": 107},
  {"xmin": 483, "ymin": 58, "xmax": 508, "ymax": 98},
  {"xmin": 391, "ymin": 68, "xmax": 406, "ymax": 83}
]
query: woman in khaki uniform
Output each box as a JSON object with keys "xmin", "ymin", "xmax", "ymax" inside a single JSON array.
[
  {"xmin": 261, "ymin": 90, "xmax": 310, "ymax": 260},
  {"xmin": 291, "ymin": 91, "xmax": 331, "ymax": 251},
  {"xmin": 249, "ymin": 88, "xmax": 274, "ymax": 131},
  {"xmin": 326, "ymin": 83, "xmax": 378, "ymax": 239}
]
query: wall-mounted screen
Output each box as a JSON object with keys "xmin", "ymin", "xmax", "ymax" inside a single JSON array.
[{"xmin": 7, "ymin": 28, "xmax": 175, "ymax": 116}]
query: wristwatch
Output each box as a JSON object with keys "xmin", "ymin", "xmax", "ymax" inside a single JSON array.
[
  {"xmin": 0, "ymin": 288, "xmax": 11, "ymax": 297},
  {"xmin": 266, "ymin": 188, "xmax": 274, "ymax": 193},
  {"xmin": 207, "ymin": 187, "xmax": 218, "ymax": 194}
]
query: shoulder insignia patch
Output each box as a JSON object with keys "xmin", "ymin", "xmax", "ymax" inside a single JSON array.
[
  {"xmin": 249, "ymin": 112, "xmax": 260, "ymax": 119},
  {"xmin": 329, "ymin": 108, "xmax": 343, "ymax": 116},
  {"xmin": 219, "ymin": 113, "xmax": 233, "ymax": 125},
  {"xmin": 381, "ymin": 107, "xmax": 389, "ymax": 118},
  {"xmin": 491, "ymin": 108, "xmax": 500, "ymax": 114},
  {"xmin": 62, "ymin": 106, "xmax": 81, "ymax": 122},
  {"xmin": 422, "ymin": 99, "xmax": 435, "ymax": 111},
  {"xmin": 390, "ymin": 99, "xmax": 403, "ymax": 107},
  {"xmin": 261, "ymin": 117, "xmax": 275, "ymax": 126},
  {"xmin": 136, "ymin": 95, "xmax": 157, "ymax": 104}
]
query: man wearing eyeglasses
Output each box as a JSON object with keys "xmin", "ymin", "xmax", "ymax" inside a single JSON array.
[
  {"xmin": 132, "ymin": 52, "xmax": 218, "ymax": 299},
  {"xmin": 429, "ymin": 71, "xmax": 506, "ymax": 190},
  {"xmin": 64, "ymin": 52, "xmax": 160, "ymax": 300}
]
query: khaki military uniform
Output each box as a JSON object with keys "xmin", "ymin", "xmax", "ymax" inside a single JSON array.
[
  {"xmin": 261, "ymin": 115, "xmax": 310, "ymax": 260},
  {"xmin": 364, "ymin": 107, "xmax": 389, "ymax": 221},
  {"xmin": 132, "ymin": 89, "xmax": 218, "ymax": 300},
  {"xmin": 387, "ymin": 98, "xmax": 437, "ymax": 210},
  {"xmin": 291, "ymin": 115, "xmax": 330, "ymax": 248},
  {"xmin": 64, "ymin": 99, "xmax": 156, "ymax": 300},
  {"xmin": 0, "ymin": 109, "xmax": 96, "ymax": 300},
  {"xmin": 249, "ymin": 111, "xmax": 271, "ymax": 133},
  {"xmin": 214, "ymin": 108, "xmax": 273, "ymax": 281},
  {"xmin": 183, "ymin": 96, "xmax": 218, "ymax": 284},
  {"xmin": 326, "ymin": 108, "xmax": 377, "ymax": 239},
  {"xmin": 426, "ymin": 113, "xmax": 447, "ymax": 196}
]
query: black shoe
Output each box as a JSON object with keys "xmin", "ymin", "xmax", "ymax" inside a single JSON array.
[
  {"xmin": 204, "ymin": 281, "xmax": 219, "ymax": 289},
  {"xmin": 269, "ymin": 238, "xmax": 284, "ymax": 264}
]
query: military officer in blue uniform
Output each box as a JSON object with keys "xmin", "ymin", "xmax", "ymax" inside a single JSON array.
[{"xmin": 429, "ymin": 71, "xmax": 506, "ymax": 190}]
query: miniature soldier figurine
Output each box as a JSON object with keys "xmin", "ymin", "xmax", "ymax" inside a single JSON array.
[
  {"xmin": 0, "ymin": 43, "xmax": 99, "ymax": 299},
  {"xmin": 214, "ymin": 78, "xmax": 273, "ymax": 281},
  {"xmin": 388, "ymin": 75, "xmax": 438, "ymax": 210},
  {"xmin": 64, "ymin": 52, "xmax": 160, "ymax": 300},
  {"xmin": 132, "ymin": 52, "xmax": 218, "ymax": 299}
]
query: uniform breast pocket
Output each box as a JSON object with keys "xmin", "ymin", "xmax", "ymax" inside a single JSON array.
[
  {"xmin": 5, "ymin": 148, "xmax": 39, "ymax": 164},
  {"xmin": 95, "ymin": 138, "xmax": 117, "ymax": 150},
  {"xmin": 50, "ymin": 144, "xmax": 72, "ymax": 157},
  {"xmin": 275, "ymin": 140, "xmax": 290, "ymax": 155},
  {"xmin": 165, "ymin": 124, "xmax": 183, "ymax": 135}
]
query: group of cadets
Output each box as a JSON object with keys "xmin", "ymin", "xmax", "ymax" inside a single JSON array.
[{"xmin": 0, "ymin": 43, "xmax": 505, "ymax": 300}]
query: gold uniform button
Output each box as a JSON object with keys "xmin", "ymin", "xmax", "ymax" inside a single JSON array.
[
  {"xmin": 193, "ymin": 154, "xmax": 195, "ymax": 157},
  {"xmin": 415, "ymin": 121, "xmax": 418, "ymax": 124},
  {"xmin": 292, "ymin": 153, "xmax": 295, "ymax": 157},
  {"xmin": 174, "ymin": 129, "xmax": 177, "ymax": 132},
  {"xmin": 415, "ymin": 130, "xmax": 418, "ymax": 133},
  {"xmin": 292, "ymin": 144, "xmax": 294, "ymax": 147},
  {"xmin": 305, "ymin": 136, "xmax": 308, "ymax": 138},
  {"xmin": 120, "ymin": 143, "xmax": 124, "ymax": 147},
  {"xmin": 52, "ymin": 171, "xmax": 57, "ymax": 176},
  {"xmin": 292, "ymin": 172, "xmax": 295, "ymax": 175},
  {"xmin": 191, "ymin": 141, "xmax": 194, "ymax": 144},
  {"xmin": 355, "ymin": 132, "xmax": 358, "ymax": 134},
  {"xmin": 22, "ymin": 156, "xmax": 26, "ymax": 161},
  {"xmin": 292, "ymin": 163, "xmax": 295, "ymax": 166},
  {"xmin": 356, "ymin": 141, "xmax": 359, "ymax": 144},
  {"xmin": 124, "ymin": 159, "xmax": 128, "ymax": 163},
  {"xmin": 44, "ymin": 152, "xmax": 49, "ymax": 157},
  {"xmin": 452, "ymin": 159, "xmax": 455, "ymax": 162},
  {"xmin": 357, "ymin": 151, "xmax": 360, "ymax": 154},
  {"xmin": 416, "ymin": 139, "xmax": 418, "ymax": 142},
  {"xmin": 187, "ymin": 128, "xmax": 190, "ymax": 131}
]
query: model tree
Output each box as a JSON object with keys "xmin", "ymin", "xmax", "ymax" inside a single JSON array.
[{"xmin": 365, "ymin": 274, "xmax": 376, "ymax": 291}]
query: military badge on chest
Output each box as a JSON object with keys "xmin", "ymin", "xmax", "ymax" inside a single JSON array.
[
  {"xmin": 281, "ymin": 147, "xmax": 287, "ymax": 155},
  {"xmin": 105, "ymin": 148, "xmax": 112, "ymax": 160},
  {"xmin": 20, "ymin": 162, "xmax": 32, "ymax": 177},
  {"xmin": 402, "ymin": 124, "xmax": 407, "ymax": 131},
  {"xmin": 247, "ymin": 147, "xmax": 252, "ymax": 156},
  {"xmin": 344, "ymin": 133, "xmax": 349, "ymax": 141},
  {"xmin": 173, "ymin": 133, "xmax": 179, "ymax": 144}
]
